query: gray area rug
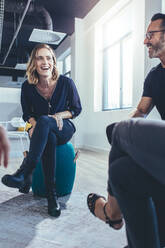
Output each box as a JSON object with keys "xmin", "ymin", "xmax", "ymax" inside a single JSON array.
[{"xmin": 0, "ymin": 188, "xmax": 127, "ymax": 248}]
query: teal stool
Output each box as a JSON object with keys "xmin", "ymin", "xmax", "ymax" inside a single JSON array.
[{"xmin": 32, "ymin": 142, "xmax": 76, "ymax": 197}]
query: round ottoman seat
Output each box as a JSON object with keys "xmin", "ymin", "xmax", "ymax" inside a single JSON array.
[{"xmin": 32, "ymin": 142, "xmax": 76, "ymax": 197}]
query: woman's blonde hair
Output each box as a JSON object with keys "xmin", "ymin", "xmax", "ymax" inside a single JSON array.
[{"xmin": 26, "ymin": 44, "xmax": 59, "ymax": 84}]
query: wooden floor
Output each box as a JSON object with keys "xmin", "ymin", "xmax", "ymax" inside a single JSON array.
[{"xmin": 74, "ymin": 148, "xmax": 109, "ymax": 195}]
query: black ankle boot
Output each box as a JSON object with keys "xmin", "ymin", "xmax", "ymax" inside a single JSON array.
[
  {"xmin": 47, "ymin": 189, "xmax": 61, "ymax": 217},
  {"xmin": 1, "ymin": 157, "xmax": 32, "ymax": 194}
]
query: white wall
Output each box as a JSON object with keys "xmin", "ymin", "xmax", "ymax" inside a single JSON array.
[
  {"xmin": 0, "ymin": 76, "xmax": 21, "ymax": 102},
  {"xmin": 0, "ymin": 77, "xmax": 20, "ymax": 102},
  {"xmin": 0, "ymin": 87, "xmax": 21, "ymax": 103},
  {"xmin": 72, "ymin": 0, "xmax": 162, "ymax": 151},
  {"xmin": 0, "ymin": 76, "xmax": 22, "ymax": 122}
]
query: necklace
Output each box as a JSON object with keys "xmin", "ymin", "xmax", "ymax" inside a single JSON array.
[{"xmin": 36, "ymin": 81, "xmax": 57, "ymax": 100}]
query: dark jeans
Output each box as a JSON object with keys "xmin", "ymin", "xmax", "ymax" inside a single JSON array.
[
  {"xmin": 107, "ymin": 119, "xmax": 165, "ymax": 248},
  {"xmin": 26, "ymin": 115, "xmax": 75, "ymax": 192},
  {"xmin": 154, "ymin": 200, "xmax": 165, "ymax": 247}
]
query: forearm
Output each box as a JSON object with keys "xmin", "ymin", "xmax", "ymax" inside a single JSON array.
[
  {"xmin": 48, "ymin": 111, "xmax": 72, "ymax": 131},
  {"xmin": 130, "ymin": 97, "xmax": 153, "ymax": 119},
  {"xmin": 130, "ymin": 108, "xmax": 147, "ymax": 118},
  {"xmin": 54, "ymin": 111, "xmax": 72, "ymax": 119}
]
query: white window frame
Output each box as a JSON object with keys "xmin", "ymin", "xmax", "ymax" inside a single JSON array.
[
  {"xmin": 57, "ymin": 48, "xmax": 71, "ymax": 78},
  {"xmin": 102, "ymin": 33, "xmax": 133, "ymax": 110},
  {"xmin": 94, "ymin": 0, "xmax": 133, "ymax": 112},
  {"xmin": 63, "ymin": 54, "xmax": 71, "ymax": 77}
]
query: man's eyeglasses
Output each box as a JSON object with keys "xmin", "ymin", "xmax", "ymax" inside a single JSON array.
[{"xmin": 145, "ymin": 30, "xmax": 165, "ymax": 40}]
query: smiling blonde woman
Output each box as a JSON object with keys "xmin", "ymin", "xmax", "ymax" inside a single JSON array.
[{"xmin": 2, "ymin": 43, "xmax": 82, "ymax": 217}]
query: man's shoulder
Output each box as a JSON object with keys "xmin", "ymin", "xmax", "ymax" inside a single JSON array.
[
  {"xmin": 145, "ymin": 63, "xmax": 163, "ymax": 83},
  {"xmin": 150, "ymin": 63, "xmax": 162, "ymax": 74}
]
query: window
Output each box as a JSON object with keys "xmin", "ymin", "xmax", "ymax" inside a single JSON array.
[
  {"xmin": 99, "ymin": 1, "xmax": 133, "ymax": 110},
  {"xmin": 57, "ymin": 53, "xmax": 71, "ymax": 78},
  {"xmin": 63, "ymin": 54, "xmax": 71, "ymax": 77},
  {"xmin": 162, "ymin": 0, "xmax": 165, "ymax": 12},
  {"xmin": 103, "ymin": 34, "xmax": 133, "ymax": 109}
]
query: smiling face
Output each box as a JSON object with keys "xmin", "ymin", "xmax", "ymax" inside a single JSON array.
[
  {"xmin": 35, "ymin": 48, "xmax": 54, "ymax": 79},
  {"xmin": 144, "ymin": 19, "xmax": 165, "ymax": 59}
]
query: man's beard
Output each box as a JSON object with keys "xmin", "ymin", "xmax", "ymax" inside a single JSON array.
[{"xmin": 148, "ymin": 37, "xmax": 165, "ymax": 58}]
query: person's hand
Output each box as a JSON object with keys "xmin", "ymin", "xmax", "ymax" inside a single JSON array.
[
  {"xmin": 28, "ymin": 126, "xmax": 35, "ymax": 138},
  {"xmin": 27, "ymin": 118, "xmax": 36, "ymax": 138},
  {"xmin": 0, "ymin": 126, "xmax": 10, "ymax": 168},
  {"xmin": 48, "ymin": 114, "xmax": 63, "ymax": 130}
]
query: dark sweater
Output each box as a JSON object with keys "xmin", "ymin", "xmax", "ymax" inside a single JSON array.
[
  {"xmin": 21, "ymin": 75, "xmax": 82, "ymax": 123},
  {"xmin": 143, "ymin": 63, "xmax": 165, "ymax": 120}
]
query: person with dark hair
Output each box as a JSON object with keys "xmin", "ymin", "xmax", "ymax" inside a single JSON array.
[
  {"xmin": 131, "ymin": 12, "xmax": 165, "ymax": 119},
  {"xmin": 0, "ymin": 125, "xmax": 10, "ymax": 168},
  {"xmin": 151, "ymin": 13, "xmax": 165, "ymax": 24},
  {"xmin": 87, "ymin": 13, "xmax": 165, "ymax": 248},
  {"xmin": 130, "ymin": 12, "xmax": 165, "ymax": 247},
  {"xmin": 1, "ymin": 44, "xmax": 82, "ymax": 218}
]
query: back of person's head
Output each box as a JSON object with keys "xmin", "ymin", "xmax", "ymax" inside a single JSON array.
[{"xmin": 151, "ymin": 13, "xmax": 165, "ymax": 28}]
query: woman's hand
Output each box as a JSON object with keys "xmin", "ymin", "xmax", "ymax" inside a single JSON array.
[
  {"xmin": 49, "ymin": 114, "xmax": 63, "ymax": 130},
  {"xmin": 28, "ymin": 118, "xmax": 36, "ymax": 138},
  {"xmin": 49, "ymin": 111, "xmax": 72, "ymax": 131},
  {"xmin": 28, "ymin": 117, "xmax": 36, "ymax": 127},
  {"xmin": 0, "ymin": 126, "xmax": 10, "ymax": 168},
  {"xmin": 28, "ymin": 126, "xmax": 35, "ymax": 138}
]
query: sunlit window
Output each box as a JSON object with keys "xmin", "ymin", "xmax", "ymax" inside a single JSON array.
[
  {"xmin": 103, "ymin": 43, "xmax": 120, "ymax": 109},
  {"xmin": 57, "ymin": 61, "xmax": 63, "ymax": 75},
  {"xmin": 101, "ymin": 2, "xmax": 133, "ymax": 110},
  {"xmin": 65, "ymin": 54, "xmax": 71, "ymax": 75},
  {"xmin": 57, "ymin": 53, "xmax": 71, "ymax": 78},
  {"xmin": 122, "ymin": 36, "xmax": 133, "ymax": 108},
  {"xmin": 162, "ymin": 0, "xmax": 165, "ymax": 12}
]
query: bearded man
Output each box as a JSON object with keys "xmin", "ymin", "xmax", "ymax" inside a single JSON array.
[
  {"xmin": 132, "ymin": 13, "xmax": 165, "ymax": 119},
  {"xmin": 131, "ymin": 13, "xmax": 165, "ymax": 247}
]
